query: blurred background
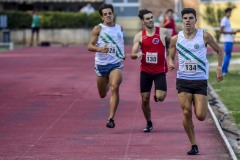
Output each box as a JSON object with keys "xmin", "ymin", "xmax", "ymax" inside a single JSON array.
[{"xmin": 0, "ymin": 0, "xmax": 239, "ymax": 46}]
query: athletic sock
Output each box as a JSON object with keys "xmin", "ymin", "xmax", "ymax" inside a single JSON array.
[
  {"xmin": 147, "ymin": 120, "xmax": 152, "ymax": 127},
  {"xmin": 143, "ymin": 120, "xmax": 153, "ymax": 132}
]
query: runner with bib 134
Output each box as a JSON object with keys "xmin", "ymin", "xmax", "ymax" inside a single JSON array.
[{"xmin": 168, "ymin": 8, "xmax": 224, "ymax": 155}]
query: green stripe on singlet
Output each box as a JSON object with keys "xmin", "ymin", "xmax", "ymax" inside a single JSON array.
[
  {"xmin": 103, "ymin": 32, "xmax": 125, "ymax": 58},
  {"xmin": 177, "ymin": 43, "xmax": 206, "ymax": 67},
  {"xmin": 177, "ymin": 48, "xmax": 206, "ymax": 73},
  {"xmin": 99, "ymin": 35, "xmax": 121, "ymax": 59},
  {"xmin": 100, "ymin": 35, "xmax": 108, "ymax": 43}
]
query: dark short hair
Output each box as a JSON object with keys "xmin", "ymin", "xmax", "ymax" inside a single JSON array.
[
  {"xmin": 181, "ymin": 8, "xmax": 196, "ymax": 18},
  {"xmin": 225, "ymin": 7, "xmax": 232, "ymax": 13},
  {"xmin": 98, "ymin": 3, "xmax": 114, "ymax": 16},
  {"xmin": 138, "ymin": 9, "xmax": 152, "ymax": 20},
  {"xmin": 166, "ymin": 9, "xmax": 174, "ymax": 14}
]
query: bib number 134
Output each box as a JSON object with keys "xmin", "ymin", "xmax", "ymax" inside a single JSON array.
[
  {"xmin": 146, "ymin": 52, "xmax": 158, "ymax": 64},
  {"xmin": 184, "ymin": 60, "xmax": 197, "ymax": 73}
]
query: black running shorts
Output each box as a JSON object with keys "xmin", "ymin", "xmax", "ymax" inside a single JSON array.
[
  {"xmin": 140, "ymin": 71, "xmax": 167, "ymax": 93},
  {"xmin": 32, "ymin": 27, "xmax": 39, "ymax": 34},
  {"xmin": 176, "ymin": 78, "xmax": 208, "ymax": 96}
]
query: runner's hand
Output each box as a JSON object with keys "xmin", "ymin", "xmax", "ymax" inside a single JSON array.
[
  {"xmin": 216, "ymin": 67, "xmax": 223, "ymax": 82},
  {"xmin": 137, "ymin": 52, "xmax": 143, "ymax": 58},
  {"xmin": 168, "ymin": 61, "xmax": 175, "ymax": 71},
  {"xmin": 99, "ymin": 44, "xmax": 109, "ymax": 53}
]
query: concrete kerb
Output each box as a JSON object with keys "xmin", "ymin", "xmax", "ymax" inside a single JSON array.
[
  {"xmin": 0, "ymin": 42, "xmax": 14, "ymax": 50},
  {"xmin": 209, "ymin": 58, "xmax": 240, "ymax": 67},
  {"xmin": 208, "ymin": 83, "xmax": 238, "ymax": 160}
]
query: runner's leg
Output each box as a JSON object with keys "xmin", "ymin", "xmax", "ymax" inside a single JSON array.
[
  {"xmin": 108, "ymin": 69, "xmax": 122, "ymax": 120},
  {"xmin": 155, "ymin": 90, "xmax": 166, "ymax": 102},
  {"xmin": 178, "ymin": 92, "xmax": 196, "ymax": 145},
  {"xmin": 154, "ymin": 73, "xmax": 167, "ymax": 102},
  {"xmin": 96, "ymin": 76, "xmax": 109, "ymax": 98},
  {"xmin": 193, "ymin": 94, "xmax": 208, "ymax": 121},
  {"xmin": 141, "ymin": 92, "xmax": 151, "ymax": 121},
  {"xmin": 222, "ymin": 42, "xmax": 233, "ymax": 74}
]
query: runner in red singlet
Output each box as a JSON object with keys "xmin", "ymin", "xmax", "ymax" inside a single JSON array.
[
  {"xmin": 130, "ymin": 9, "xmax": 171, "ymax": 132},
  {"xmin": 160, "ymin": 9, "xmax": 178, "ymax": 55},
  {"xmin": 160, "ymin": 9, "xmax": 178, "ymax": 36}
]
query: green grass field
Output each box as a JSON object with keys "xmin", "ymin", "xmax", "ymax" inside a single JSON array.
[
  {"xmin": 0, "ymin": 44, "xmax": 25, "ymax": 52},
  {"xmin": 0, "ymin": 46, "xmax": 10, "ymax": 52},
  {"xmin": 208, "ymin": 53, "xmax": 240, "ymax": 129},
  {"xmin": 208, "ymin": 52, "xmax": 240, "ymax": 159}
]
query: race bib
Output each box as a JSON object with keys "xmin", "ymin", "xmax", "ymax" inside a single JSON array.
[
  {"xmin": 107, "ymin": 44, "xmax": 116, "ymax": 55},
  {"xmin": 146, "ymin": 52, "xmax": 158, "ymax": 64},
  {"xmin": 184, "ymin": 60, "xmax": 197, "ymax": 73}
]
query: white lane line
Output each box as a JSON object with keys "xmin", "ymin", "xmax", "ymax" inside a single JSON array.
[
  {"xmin": 124, "ymin": 102, "xmax": 140, "ymax": 160},
  {"xmin": 18, "ymin": 99, "xmax": 79, "ymax": 159},
  {"xmin": 208, "ymin": 84, "xmax": 238, "ymax": 160}
]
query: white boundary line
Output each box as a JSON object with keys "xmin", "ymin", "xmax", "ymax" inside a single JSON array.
[{"xmin": 208, "ymin": 85, "xmax": 238, "ymax": 160}]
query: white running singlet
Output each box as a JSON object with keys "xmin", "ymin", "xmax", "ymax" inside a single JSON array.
[
  {"xmin": 95, "ymin": 23, "xmax": 125, "ymax": 65},
  {"xmin": 176, "ymin": 29, "xmax": 209, "ymax": 80}
]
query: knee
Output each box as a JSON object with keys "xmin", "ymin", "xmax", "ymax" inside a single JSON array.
[
  {"xmin": 196, "ymin": 114, "xmax": 206, "ymax": 121},
  {"xmin": 110, "ymin": 84, "xmax": 119, "ymax": 93},
  {"xmin": 183, "ymin": 109, "xmax": 192, "ymax": 119},
  {"xmin": 142, "ymin": 97, "xmax": 150, "ymax": 106},
  {"xmin": 155, "ymin": 95, "xmax": 166, "ymax": 102},
  {"xmin": 99, "ymin": 93, "xmax": 107, "ymax": 98}
]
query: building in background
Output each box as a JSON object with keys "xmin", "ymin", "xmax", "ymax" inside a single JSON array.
[
  {"xmin": 109, "ymin": 0, "xmax": 239, "ymax": 43},
  {"xmin": 0, "ymin": 0, "xmax": 239, "ymax": 44},
  {"xmin": 0, "ymin": 0, "xmax": 103, "ymax": 12},
  {"xmin": 105, "ymin": 0, "xmax": 183, "ymax": 43}
]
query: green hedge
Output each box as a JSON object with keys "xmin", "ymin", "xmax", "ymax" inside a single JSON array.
[{"xmin": 0, "ymin": 10, "xmax": 102, "ymax": 29}]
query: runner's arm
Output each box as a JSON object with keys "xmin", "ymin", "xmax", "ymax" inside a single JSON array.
[
  {"xmin": 160, "ymin": 18, "xmax": 170, "ymax": 28},
  {"xmin": 220, "ymin": 26, "xmax": 237, "ymax": 35},
  {"xmin": 164, "ymin": 28, "xmax": 171, "ymax": 43},
  {"xmin": 159, "ymin": 20, "xmax": 164, "ymax": 27},
  {"xmin": 120, "ymin": 25, "xmax": 126, "ymax": 60},
  {"xmin": 130, "ymin": 32, "xmax": 142, "ymax": 59},
  {"xmin": 204, "ymin": 31, "xmax": 223, "ymax": 82},
  {"xmin": 88, "ymin": 25, "xmax": 108, "ymax": 53},
  {"xmin": 168, "ymin": 35, "xmax": 177, "ymax": 71}
]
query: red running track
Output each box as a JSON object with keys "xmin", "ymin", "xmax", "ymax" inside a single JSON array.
[{"xmin": 0, "ymin": 46, "xmax": 231, "ymax": 160}]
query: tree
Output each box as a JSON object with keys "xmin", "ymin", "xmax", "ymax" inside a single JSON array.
[{"xmin": 202, "ymin": 3, "xmax": 236, "ymax": 42}]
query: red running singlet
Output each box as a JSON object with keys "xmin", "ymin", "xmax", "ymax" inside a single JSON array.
[
  {"xmin": 140, "ymin": 27, "xmax": 168, "ymax": 74},
  {"xmin": 163, "ymin": 18, "xmax": 177, "ymax": 36}
]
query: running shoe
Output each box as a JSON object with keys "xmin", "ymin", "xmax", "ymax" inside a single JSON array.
[
  {"xmin": 143, "ymin": 125, "xmax": 153, "ymax": 132},
  {"xmin": 187, "ymin": 145, "xmax": 199, "ymax": 155},
  {"xmin": 106, "ymin": 118, "xmax": 115, "ymax": 128}
]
